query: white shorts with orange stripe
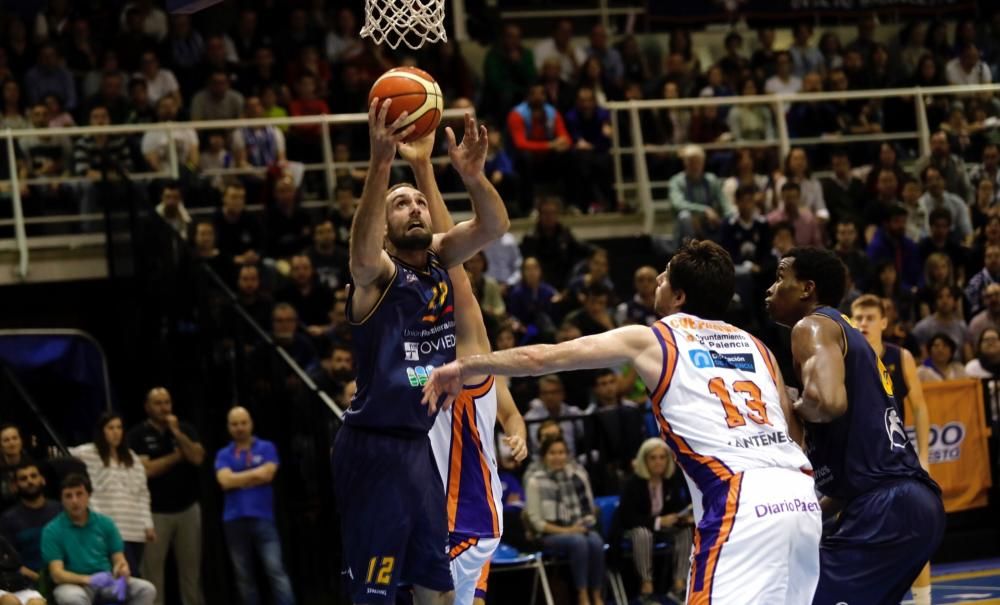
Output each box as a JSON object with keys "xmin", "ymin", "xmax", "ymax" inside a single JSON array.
[
  {"xmin": 685, "ymin": 467, "xmax": 821, "ymax": 605},
  {"xmin": 449, "ymin": 535, "xmax": 500, "ymax": 604}
]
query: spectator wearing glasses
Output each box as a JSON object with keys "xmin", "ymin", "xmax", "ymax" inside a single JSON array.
[{"xmin": 965, "ymin": 328, "xmax": 1000, "ymax": 379}]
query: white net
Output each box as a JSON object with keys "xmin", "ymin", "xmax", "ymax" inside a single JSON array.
[{"xmin": 361, "ymin": 0, "xmax": 447, "ymax": 50}]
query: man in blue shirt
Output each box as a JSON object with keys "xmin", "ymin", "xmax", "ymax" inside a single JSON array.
[
  {"xmin": 42, "ymin": 474, "xmax": 156, "ymax": 605},
  {"xmin": 215, "ymin": 407, "xmax": 294, "ymax": 605}
]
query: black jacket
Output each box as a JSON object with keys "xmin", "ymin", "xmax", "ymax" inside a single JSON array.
[{"xmin": 618, "ymin": 472, "xmax": 691, "ymax": 533}]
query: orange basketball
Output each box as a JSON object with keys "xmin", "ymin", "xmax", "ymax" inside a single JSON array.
[{"xmin": 368, "ymin": 67, "xmax": 443, "ymax": 143}]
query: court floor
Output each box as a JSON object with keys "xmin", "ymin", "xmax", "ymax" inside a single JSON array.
[{"xmin": 902, "ymin": 559, "xmax": 1000, "ymax": 604}]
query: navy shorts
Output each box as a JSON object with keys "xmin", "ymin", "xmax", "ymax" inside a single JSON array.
[
  {"xmin": 813, "ymin": 478, "xmax": 945, "ymax": 605},
  {"xmin": 332, "ymin": 424, "xmax": 453, "ymax": 604}
]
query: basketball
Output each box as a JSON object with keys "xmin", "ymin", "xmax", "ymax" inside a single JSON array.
[{"xmin": 368, "ymin": 67, "xmax": 443, "ymax": 143}]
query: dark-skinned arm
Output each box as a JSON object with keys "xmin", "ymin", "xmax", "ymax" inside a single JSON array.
[{"xmin": 790, "ymin": 315, "xmax": 848, "ymax": 422}]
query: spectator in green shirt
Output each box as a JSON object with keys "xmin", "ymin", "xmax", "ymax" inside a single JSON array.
[
  {"xmin": 41, "ymin": 474, "xmax": 155, "ymax": 605},
  {"xmin": 668, "ymin": 144, "xmax": 732, "ymax": 245}
]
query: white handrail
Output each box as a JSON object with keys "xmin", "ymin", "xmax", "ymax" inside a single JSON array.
[
  {"xmin": 0, "ymin": 108, "xmax": 475, "ymax": 139},
  {"xmin": 607, "ymin": 83, "xmax": 1000, "ymax": 234},
  {"xmin": 5, "ymin": 130, "xmax": 28, "ymax": 280},
  {"xmin": 605, "ymin": 84, "xmax": 1000, "ymax": 111}
]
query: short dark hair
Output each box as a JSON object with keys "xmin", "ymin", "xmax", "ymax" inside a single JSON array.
[
  {"xmin": 783, "ymin": 247, "xmax": 848, "ymax": 307},
  {"xmin": 780, "ymin": 181, "xmax": 801, "ymax": 194},
  {"xmin": 928, "ymin": 207, "xmax": 952, "ymax": 226},
  {"xmin": 581, "ymin": 282, "xmax": 611, "ymax": 299},
  {"xmin": 60, "ymin": 473, "xmax": 92, "ymax": 494},
  {"xmin": 13, "ymin": 461, "xmax": 41, "ymax": 479},
  {"xmin": 885, "ymin": 204, "xmax": 908, "ymax": 221},
  {"xmin": 0, "ymin": 423, "xmax": 20, "ymax": 436},
  {"xmin": 735, "ymin": 184, "xmax": 757, "ymax": 199},
  {"xmin": 772, "ymin": 221, "xmax": 795, "ymax": 239},
  {"xmin": 929, "ymin": 332, "xmax": 957, "ymax": 356},
  {"xmin": 668, "ymin": 240, "xmax": 735, "ymax": 320},
  {"xmin": 592, "ymin": 368, "xmax": 616, "ymax": 384},
  {"xmin": 829, "ymin": 146, "xmax": 850, "ymax": 159}
]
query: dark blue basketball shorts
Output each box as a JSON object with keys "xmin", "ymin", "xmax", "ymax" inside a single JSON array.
[
  {"xmin": 813, "ymin": 478, "xmax": 945, "ymax": 605},
  {"xmin": 332, "ymin": 424, "xmax": 453, "ymax": 604}
]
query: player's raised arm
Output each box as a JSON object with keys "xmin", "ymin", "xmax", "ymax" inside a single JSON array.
[
  {"xmin": 791, "ymin": 315, "xmax": 849, "ymax": 422},
  {"xmin": 432, "ymin": 113, "xmax": 511, "ymax": 268},
  {"xmin": 399, "ymin": 132, "xmax": 493, "ymax": 358},
  {"xmin": 349, "ymin": 99, "xmax": 415, "ymax": 293},
  {"xmin": 422, "ymin": 325, "xmax": 658, "ymax": 412}
]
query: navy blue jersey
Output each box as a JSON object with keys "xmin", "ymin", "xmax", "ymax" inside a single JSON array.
[
  {"xmin": 804, "ymin": 307, "xmax": 935, "ymax": 502},
  {"xmin": 880, "ymin": 343, "xmax": 909, "ymax": 421},
  {"xmin": 345, "ymin": 252, "xmax": 456, "ymax": 435}
]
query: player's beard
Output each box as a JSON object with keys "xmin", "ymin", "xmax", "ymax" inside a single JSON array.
[{"xmin": 388, "ymin": 229, "xmax": 432, "ymax": 251}]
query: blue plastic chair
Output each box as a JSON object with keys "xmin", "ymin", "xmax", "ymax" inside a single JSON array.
[{"xmin": 491, "ymin": 543, "xmax": 554, "ymax": 605}]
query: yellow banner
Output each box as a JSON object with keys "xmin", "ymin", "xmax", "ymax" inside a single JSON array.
[{"xmin": 904, "ymin": 378, "xmax": 992, "ymax": 512}]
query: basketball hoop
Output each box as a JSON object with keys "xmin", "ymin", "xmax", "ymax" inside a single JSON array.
[{"xmin": 361, "ymin": 0, "xmax": 447, "ymax": 50}]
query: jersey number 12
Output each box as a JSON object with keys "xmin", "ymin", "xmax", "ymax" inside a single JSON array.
[{"xmin": 708, "ymin": 377, "xmax": 772, "ymax": 428}]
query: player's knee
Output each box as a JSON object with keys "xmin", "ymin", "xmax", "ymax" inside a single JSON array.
[{"xmin": 0, "ymin": 596, "xmax": 21, "ymax": 605}]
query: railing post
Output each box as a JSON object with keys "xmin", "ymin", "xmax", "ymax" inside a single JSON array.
[
  {"xmin": 915, "ymin": 88, "xmax": 931, "ymax": 159},
  {"xmin": 6, "ymin": 130, "xmax": 28, "ymax": 280},
  {"xmin": 321, "ymin": 116, "xmax": 336, "ymax": 202},
  {"xmin": 166, "ymin": 126, "xmax": 179, "ymax": 179},
  {"xmin": 451, "ymin": 0, "xmax": 469, "ymax": 41},
  {"xmin": 628, "ymin": 106, "xmax": 654, "ymax": 235},
  {"xmin": 610, "ymin": 108, "xmax": 624, "ymax": 210},
  {"xmin": 773, "ymin": 97, "xmax": 790, "ymax": 160},
  {"xmin": 598, "ymin": 0, "xmax": 610, "ymax": 32}
]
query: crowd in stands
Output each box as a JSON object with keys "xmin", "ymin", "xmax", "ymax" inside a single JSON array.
[{"xmin": 4, "ymin": 2, "xmax": 1000, "ymax": 603}]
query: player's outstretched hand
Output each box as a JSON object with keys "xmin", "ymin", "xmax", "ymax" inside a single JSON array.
[
  {"xmin": 368, "ymin": 97, "xmax": 414, "ymax": 166},
  {"xmin": 504, "ymin": 434, "xmax": 528, "ymax": 463},
  {"xmin": 397, "ymin": 129, "xmax": 436, "ymax": 165},
  {"xmin": 446, "ymin": 112, "xmax": 488, "ymax": 181},
  {"xmin": 421, "ymin": 361, "xmax": 464, "ymax": 415}
]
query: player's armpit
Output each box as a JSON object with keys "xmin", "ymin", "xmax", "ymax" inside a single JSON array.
[
  {"xmin": 791, "ymin": 316, "xmax": 848, "ymax": 423},
  {"xmin": 346, "ymin": 261, "xmax": 397, "ymax": 324}
]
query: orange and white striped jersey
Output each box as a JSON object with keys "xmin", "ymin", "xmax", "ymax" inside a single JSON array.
[
  {"xmin": 429, "ymin": 376, "xmax": 503, "ymax": 540},
  {"xmin": 647, "ymin": 313, "xmax": 811, "ymax": 522}
]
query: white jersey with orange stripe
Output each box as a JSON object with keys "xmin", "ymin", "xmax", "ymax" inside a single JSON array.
[
  {"xmin": 648, "ymin": 314, "xmax": 811, "ymax": 520},
  {"xmin": 429, "ymin": 375, "xmax": 504, "ymax": 540}
]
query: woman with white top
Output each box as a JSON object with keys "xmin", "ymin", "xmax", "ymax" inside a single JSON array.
[
  {"xmin": 70, "ymin": 412, "xmax": 155, "ymax": 576},
  {"xmin": 773, "ymin": 147, "xmax": 828, "ymax": 220}
]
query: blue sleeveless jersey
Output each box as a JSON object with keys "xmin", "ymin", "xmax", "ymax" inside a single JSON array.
[
  {"xmin": 804, "ymin": 307, "xmax": 937, "ymax": 502},
  {"xmin": 345, "ymin": 252, "xmax": 456, "ymax": 435},
  {"xmin": 880, "ymin": 343, "xmax": 909, "ymax": 420}
]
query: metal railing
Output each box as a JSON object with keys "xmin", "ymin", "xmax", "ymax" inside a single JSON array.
[
  {"xmin": 0, "ymin": 108, "xmax": 474, "ymax": 280},
  {"xmin": 606, "ymin": 83, "xmax": 1000, "ymax": 233},
  {"xmin": 4, "ymin": 84, "xmax": 1000, "ymax": 278}
]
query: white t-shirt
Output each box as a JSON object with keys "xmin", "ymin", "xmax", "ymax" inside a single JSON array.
[
  {"xmin": 945, "ymin": 58, "xmax": 993, "ymax": 86},
  {"xmin": 533, "ymin": 38, "xmax": 588, "ymax": 83},
  {"xmin": 141, "ymin": 128, "xmax": 199, "ymax": 166},
  {"xmin": 764, "ymin": 75, "xmax": 802, "ymax": 95},
  {"xmin": 138, "ymin": 68, "xmax": 181, "ymax": 104}
]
